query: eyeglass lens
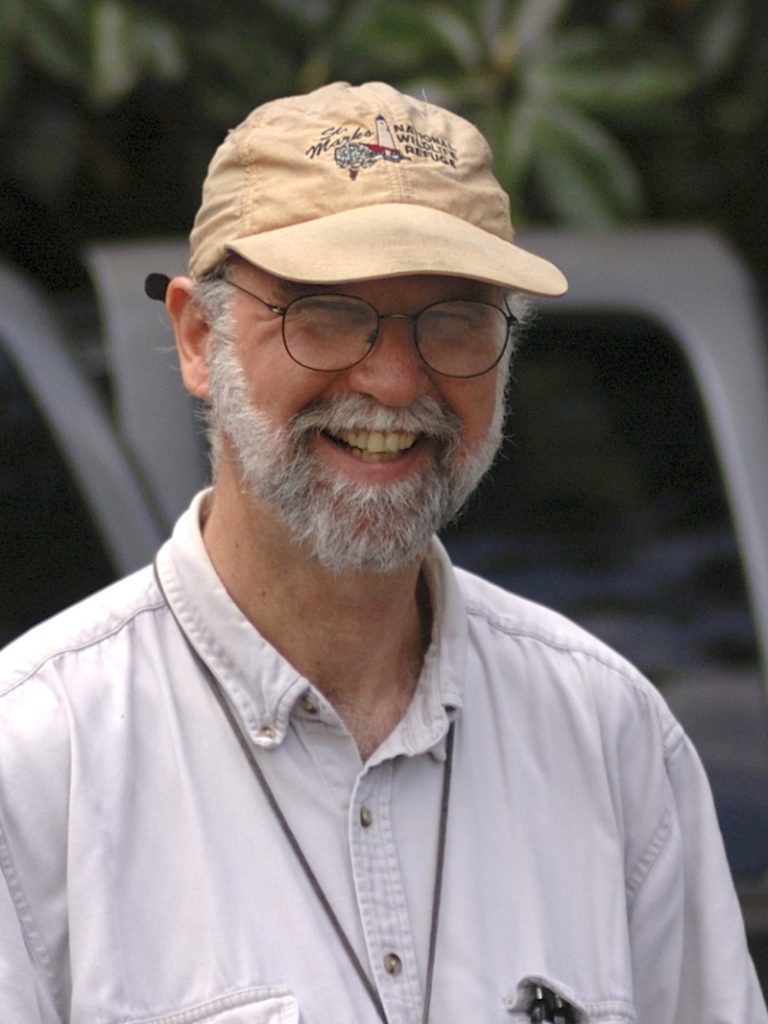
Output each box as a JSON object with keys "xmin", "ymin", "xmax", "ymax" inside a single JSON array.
[{"xmin": 283, "ymin": 294, "xmax": 509, "ymax": 377}]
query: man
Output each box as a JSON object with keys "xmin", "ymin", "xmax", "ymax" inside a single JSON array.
[{"xmin": 0, "ymin": 81, "xmax": 765, "ymax": 1024}]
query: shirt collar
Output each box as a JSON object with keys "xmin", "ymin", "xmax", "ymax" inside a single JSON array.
[{"xmin": 155, "ymin": 490, "xmax": 468, "ymax": 759}]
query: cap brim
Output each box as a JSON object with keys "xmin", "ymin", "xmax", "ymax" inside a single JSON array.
[{"xmin": 227, "ymin": 204, "xmax": 567, "ymax": 296}]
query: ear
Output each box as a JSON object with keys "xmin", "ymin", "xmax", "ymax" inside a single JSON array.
[{"xmin": 165, "ymin": 276, "xmax": 213, "ymax": 399}]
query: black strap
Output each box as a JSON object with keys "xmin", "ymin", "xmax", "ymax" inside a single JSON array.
[{"xmin": 422, "ymin": 720, "xmax": 454, "ymax": 1024}]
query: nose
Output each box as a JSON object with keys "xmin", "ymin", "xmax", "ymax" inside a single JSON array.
[{"xmin": 345, "ymin": 314, "xmax": 431, "ymax": 407}]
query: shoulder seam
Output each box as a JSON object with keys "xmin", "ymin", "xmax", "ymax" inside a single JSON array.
[
  {"xmin": 465, "ymin": 603, "xmax": 648, "ymax": 695},
  {"xmin": 662, "ymin": 717, "xmax": 686, "ymax": 757},
  {"xmin": 0, "ymin": 597, "xmax": 167, "ymax": 699}
]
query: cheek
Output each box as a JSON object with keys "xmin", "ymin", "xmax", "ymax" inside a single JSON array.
[
  {"xmin": 446, "ymin": 376, "xmax": 501, "ymax": 449},
  {"xmin": 235, "ymin": 347, "xmax": 326, "ymax": 423}
]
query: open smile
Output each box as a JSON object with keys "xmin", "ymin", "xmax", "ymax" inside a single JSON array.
[{"xmin": 325, "ymin": 428, "xmax": 420, "ymax": 463}]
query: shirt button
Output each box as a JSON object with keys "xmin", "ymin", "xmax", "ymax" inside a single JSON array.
[
  {"xmin": 257, "ymin": 724, "xmax": 277, "ymax": 740},
  {"xmin": 300, "ymin": 694, "xmax": 319, "ymax": 715},
  {"xmin": 383, "ymin": 953, "xmax": 402, "ymax": 975},
  {"xmin": 360, "ymin": 806, "xmax": 373, "ymax": 828}
]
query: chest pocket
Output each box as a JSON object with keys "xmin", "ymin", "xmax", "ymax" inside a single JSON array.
[
  {"xmin": 130, "ymin": 987, "xmax": 299, "ymax": 1024},
  {"xmin": 504, "ymin": 976, "xmax": 635, "ymax": 1023}
]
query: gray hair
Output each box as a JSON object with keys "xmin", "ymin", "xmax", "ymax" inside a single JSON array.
[{"xmin": 192, "ymin": 261, "xmax": 238, "ymax": 475}]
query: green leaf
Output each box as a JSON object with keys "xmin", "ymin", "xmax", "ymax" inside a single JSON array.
[
  {"xmin": 474, "ymin": 0, "xmax": 506, "ymax": 45},
  {"xmin": 509, "ymin": 0, "xmax": 571, "ymax": 51},
  {"xmin": 194, "ymin": 22, "xmax": 295, "ymax": 114},
  {"xmin": 90, "ymin": 0, "xmax": 137, "ymax": 103},
  {"xmin": 688, "ymin": 0, "xmax": 747, "ymax": 78},
  {"xmin": 295, "ymin": 47, "xmax": 335, "ymax": 94},
  {"xmin": 259, "ymin": 0, "xmax": 332, "ymax": 31},
  {"xmin": 193, "ymin": 20, "xmax": 296, "ymax": 101},
  {"xmin": 530, "ymin": 103, "xmax": 643, "ymax": 224},
  {"xmin": 134, "ymin": 18, "xmax": 184, "ymax": 81},
  {"xmin": 336, "ymin": 3, "xmax": 474, "ymax": 78},
  {"xmin": 396, "ymin": 71, "xmax": 496, "ymax": 113},
  {"xmin": 17, "ymin": 0, "xmax": 88, "ymax": 87},
  {"xmin": 89, "ymin": 2, "xmax": 184, "ymax": 105},
  {"xmin": 494, "ymin": 97, "xmax": 539, "ymax": 198},
  {"xmin": 422, "ymin": 5, "xmax": 483, "ymax": 68},
  {"xmin": 527, "ymin": 29, "xmax": 697, "ymax": 116}
]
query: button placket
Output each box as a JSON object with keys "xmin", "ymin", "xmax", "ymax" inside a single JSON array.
[{"xmin": 349, "ymin": 762, "xmax": 423, "ymax": 1021}]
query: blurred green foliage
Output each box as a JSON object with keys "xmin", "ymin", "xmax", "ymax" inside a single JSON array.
[{"xmin": 1, "ymin": 0, "xmax": 767, "ymax": 291}]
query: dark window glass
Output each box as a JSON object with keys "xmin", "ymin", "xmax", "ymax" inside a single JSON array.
[
  {"xmin": 442, "ymin": 312, "xmax": 768, "ymax": 879},
  {"xmin": 0, "ymin": 345, "xmax": 115, "ymax": 645}
]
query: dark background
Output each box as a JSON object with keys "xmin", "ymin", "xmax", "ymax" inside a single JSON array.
[{"xmin": 1, "ymin": 0, "xmax": 767, "ymax": 302}]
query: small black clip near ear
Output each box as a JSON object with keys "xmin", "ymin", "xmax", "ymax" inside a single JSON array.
[{"xmin": 145, "ymin": 273, "xmax": 171, "ymax": 301}]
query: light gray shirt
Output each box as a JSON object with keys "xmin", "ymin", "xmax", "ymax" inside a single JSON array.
[{"xmin": 0, "ymin": 492, "xmax": 765, "ymax": 1023}]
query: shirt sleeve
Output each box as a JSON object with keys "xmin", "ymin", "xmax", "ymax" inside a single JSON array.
[{"xmin": 628, "ymin": 728, "xmax": 768, "ymax": 1024}]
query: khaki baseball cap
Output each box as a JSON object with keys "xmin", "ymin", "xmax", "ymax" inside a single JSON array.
[{"xmin": 187, "ymin": 81, "xmax": 567, "ymax": 296}]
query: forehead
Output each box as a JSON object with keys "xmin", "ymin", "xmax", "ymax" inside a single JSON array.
[{"xmin": 233, "ymin": 259, "xmax": 504, "ymax": 307}]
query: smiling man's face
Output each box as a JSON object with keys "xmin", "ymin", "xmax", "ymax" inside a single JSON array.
[{"xmin": 203, "ymin": 264, "xmax": 510, "ymax": 573}]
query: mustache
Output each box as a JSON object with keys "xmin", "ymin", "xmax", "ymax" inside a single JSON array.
[{"xmin": 287, "ymin": 393, "xmax": 463, "ymax": 445}]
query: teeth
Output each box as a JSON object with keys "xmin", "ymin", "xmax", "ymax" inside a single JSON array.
[
  {"xmin": 335, "ymin": 429, "xmax": 417, "ymax": 455},
  {"xmin": 368, "ymin": 431, "xmax": 386, "ymax": 453}
]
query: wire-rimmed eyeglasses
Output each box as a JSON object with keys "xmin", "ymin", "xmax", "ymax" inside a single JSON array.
[{"xmin": 226, "ymin": 279, "xmax": 516, "ymax": 379}]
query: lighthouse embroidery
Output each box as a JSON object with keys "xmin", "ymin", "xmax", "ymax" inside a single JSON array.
[
  {"xmin": 305, "ymin": 114, "xmax": 458, "ymax": 180},
  {"xmin": 333, "ymin": 116, "xmax": 407, "ymax": 179}
]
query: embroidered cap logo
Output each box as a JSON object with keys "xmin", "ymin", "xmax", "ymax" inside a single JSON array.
[{"xmin": 306, "ymin": 114, "xmax": 458, "ymax": 180}]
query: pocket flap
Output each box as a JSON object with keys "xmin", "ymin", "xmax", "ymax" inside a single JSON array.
[
  {"xmin": 504, "ymin": 976, "xmax": 635, "ymax": 1022},
  {"xmin": 132, "ymin": 986, "xmax": 299, "ymax": 1024}
]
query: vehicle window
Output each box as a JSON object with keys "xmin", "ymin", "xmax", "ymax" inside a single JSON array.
[
  {"xmin": 0, "ymin": 344, "xmax": 114, "ymax": 645},
  {"xmin": 441, "ymin": 311, "xmax": 768, "ymax": 878}
]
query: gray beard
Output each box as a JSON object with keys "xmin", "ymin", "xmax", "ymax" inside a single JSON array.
[{"xmin": 207, "ymin": 338, "xmax": 506, "ymax": 574}]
